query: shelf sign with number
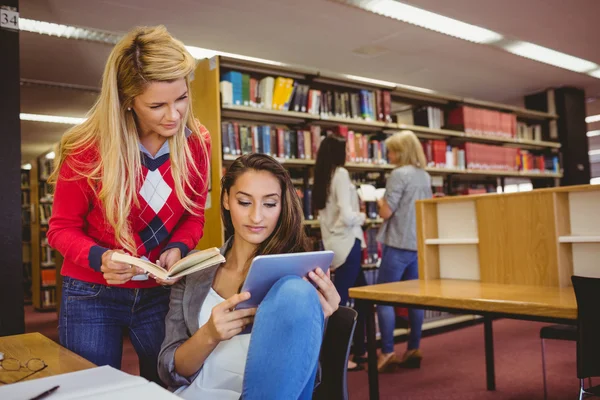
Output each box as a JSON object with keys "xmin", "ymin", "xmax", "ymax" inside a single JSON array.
[{"xmin": 1, "ymin": 7, "xmax": 19, "ymax": 31}]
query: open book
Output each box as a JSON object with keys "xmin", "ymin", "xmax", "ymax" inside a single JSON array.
[
  {"xmin": 357, "ymin": 184, "xmax": 386, "ymax": 202},
  {"xmin": 111, "ymin": 247, "xmax": 225, "ymax": 280}
]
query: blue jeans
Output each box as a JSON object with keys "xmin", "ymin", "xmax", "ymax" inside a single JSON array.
[
  {"xmin": 59, "ymin": 276, "xmax": 170, "ymax": 384},
  {"xmin": 242, "ymin": 276, "xmax": 324, "ymax": 400},
  {"xmin": 376, "ymin": 246, "xmax": 424, "ymax": 354},
  {"xmin": 333, "ymin": 238, "xmax": 367, "ymax": 356}
]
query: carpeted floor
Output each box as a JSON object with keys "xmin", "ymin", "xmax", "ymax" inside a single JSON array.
[{"xmin": 25, "ymin": 306, "xmax": 579, "ymax": 399}]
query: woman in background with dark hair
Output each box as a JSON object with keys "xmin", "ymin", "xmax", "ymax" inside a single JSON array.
[
  {"xmin": 159, "ymin": 153, "xmax": 340, "ymax": 400},
  {"xmin": 312, "ymin": 134, "xmax": 367, "ymax": 371}
]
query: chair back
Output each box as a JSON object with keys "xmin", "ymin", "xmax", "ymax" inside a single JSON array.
[
  {"xmin": 313, "ymin": 306, "xmax": 358, "ymax": 400},
  {"xmin": 571, "ymin": 275, "xmax": 600, "ymax": 379}
]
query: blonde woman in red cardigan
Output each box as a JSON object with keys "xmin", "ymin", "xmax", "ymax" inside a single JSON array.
[{"xmin": 47, "ymin": 26, "xmax": 210, "ymax": 384}]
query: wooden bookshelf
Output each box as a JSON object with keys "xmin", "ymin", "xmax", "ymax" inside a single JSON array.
[
  {"xmin": 30, "ymin": 151, "xmax": 62, "ymax": 311},
  {"xmin": 194, "ymin": 55, "xmax": 565, "ymax": 332},
  {"xmin": 196, "ymin": 54, "xmax": 565, "ymax": 248},
  {"xmin": 21, "ymin": 168, "xmax": 33, "ymax": 305},
  {"xmin": 224, "ymin": 154, "xmax": 561, "ymax": 178},
  {"xmin": 221, "ymin": 105, "xmax": 561, "ymax": 150},
  {"xmin": 416, "ymin": 184, "xmax": 600, "ymax": 288}
]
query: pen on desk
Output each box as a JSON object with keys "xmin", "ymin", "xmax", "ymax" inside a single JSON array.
[{"xmin": 28, "ymin": 385, "xmax": 59, "ymax": 400}]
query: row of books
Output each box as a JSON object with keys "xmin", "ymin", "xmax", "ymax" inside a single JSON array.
[
  {"xmin": 396, "ymin": 106, "xmax": 445, "ymax": 130},
  {"xmin": 221, "ymin": 122, "xmax": 323, "ymax": 160},
  {"xmin": 342, "ymin": 129, "xmax": 388, "ymax": 165},
  {"xmin": 516, "ymin": 122, "xmax": 543, "ymax": 141},
  {"xmin": 22, "ymin": 191, "xmax": 30, "ymax": 205},
  {"xmin": 447, "ymin": 106, "xmax": 518, "ymax": 139},
  {"xmin": 319, "ymin": 89, "xmax": 392, "ymax": 122},
  {"xmin": 219, "ymin": 70, "xmax": 393, "ymax": 122},
  {"xmin": 422, "ymin": 140, "xmax": 560, "ymax": 173},
  {"xmin": 221, "ymin": 122, "xmax": 559, "ymax": 173},
  {"xmin": 39, "ymin": 203, "xmax": 53, "ymax": 225},
  {"xmin": 41, "ymin": 269, "xmax": 56, "ymax": 287},
  {"xmin": 20, "ymin": 170, "xmax": 30, "ymax": 188},
  {"xmin": 39, "ymin": 158, "xmax": 54, "ymax": 181},
  {"xmin": 41, "ymin": 288, "xmax": 57, "ymax": 308}
]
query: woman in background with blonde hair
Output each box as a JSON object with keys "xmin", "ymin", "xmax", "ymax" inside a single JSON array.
[
  {"xmin": 375, "ymin": 131, "xmax": 432, "ymax": 372},
  {"xmin": 47, "ymin": 25, "xmax": 210, "ymax": 383}
]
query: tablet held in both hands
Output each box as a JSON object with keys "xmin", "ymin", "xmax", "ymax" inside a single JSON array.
[
  {"xmin": 111, "ymin": 247, "xmax": 225, "ymax": 280},
  {"xmin": 236, "ymin": 250, "xmax": 334, "ymax": 310},
  {"xmin": 357, "ymin": 184, "xmax": 386, "ymax": 202}
]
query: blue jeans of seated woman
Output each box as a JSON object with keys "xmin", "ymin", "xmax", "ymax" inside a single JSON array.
[
  {"xmin": 59, "ymin": 276, "xmax": 170, "ymax": 384},
  {"xmin": 376, "ymin": 246, "xmax": 424, "ymax": 354},
  {"xmin": 242, "ymin": 276, "xmax": 324, "ymax": 400},
  {"xmin": 332, "ymin": 238, "xmax": 367, "ymax": 357}
]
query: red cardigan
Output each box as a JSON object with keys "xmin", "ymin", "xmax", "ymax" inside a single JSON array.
[{"xmin": 48, "ymin": 128, "xmax": 211, "ymax": 289}]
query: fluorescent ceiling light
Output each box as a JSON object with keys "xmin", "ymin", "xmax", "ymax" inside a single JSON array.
[
  {"xmin": 588, "ymin": 149, "xmax": 600, "ymax": 156},
  {"xmin": 396, "ymin": 83, "xmax": 435, "ymax": 94},
  {"xmin": 20, "ymin": 18, "xmax": 121, "ymax": 44},
  {"xmin": 20, "ymin": 113, "xmax": 86, "ymax": 125},
  {"xmin": 586, "ymin": 114, "xmax": 600, "ymax": 124},
  {"xmin": 21, "ymin": 18, "xmax": 282, "ymax": 67},
  {"xmin": 342, "ymin": 74, "xmax": 396, "ymax": 88},
  {"xmin": 504, "ymin": 42, "xmax": 598, "ymax": 73},
  {"xmin": 22, "ymin": 163, "xmax": 32, "ymax": 170},
  {"xmin": 587, "ymin": 130, "xmax": 600, "ymax": 137},
  {"xmin": 45, "ymin": 152, "xmax": 56, "ymax": 160},
  {"xmin": 343, "ymin": 0, "xmax": 502, "ymax": 44},
  {"xmin": 589, "ymin": 69, "xmax": 600, "ymax": 79}
]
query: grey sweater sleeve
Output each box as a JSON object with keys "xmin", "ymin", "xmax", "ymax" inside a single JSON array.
[{"xmin": 157, "ymin": 277, "xmax": 202, "ymax": 388}]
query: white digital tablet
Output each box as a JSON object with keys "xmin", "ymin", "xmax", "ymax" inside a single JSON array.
[{"xmin": 236, "ymin": 250, "xmax": 334, "ymax": 310}]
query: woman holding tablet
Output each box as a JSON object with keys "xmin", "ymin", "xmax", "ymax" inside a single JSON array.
[{"xmin": 158, "ymin": 153, "xmax": 340, "ymax": 399}]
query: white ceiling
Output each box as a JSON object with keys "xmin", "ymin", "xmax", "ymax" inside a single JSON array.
[{"xmin": 18, "ymin": 0, "xmax": 600, "ymax": 162}]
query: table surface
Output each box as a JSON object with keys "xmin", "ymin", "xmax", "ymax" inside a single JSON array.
[
  {"xmin": 349, "ymin": 279, "xmax": 577, "ymax": 320},
  {"xmin": 0, "ymin": 332, "xmax": 95, "ymax": 385}
]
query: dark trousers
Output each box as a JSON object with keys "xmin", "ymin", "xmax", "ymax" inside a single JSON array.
[{"xmin": 332, "ymin": 239, "xmax": 367, "ymax": 356}]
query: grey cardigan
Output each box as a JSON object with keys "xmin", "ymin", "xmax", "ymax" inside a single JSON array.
[{"xmin": 157, "ymin": 259, "xmax": 220, "ymax": 389}]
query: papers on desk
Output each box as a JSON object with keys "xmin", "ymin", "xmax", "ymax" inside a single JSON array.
[{"xmin": 0, "ymin": 365, "xmax": 179, "ymax": 400}]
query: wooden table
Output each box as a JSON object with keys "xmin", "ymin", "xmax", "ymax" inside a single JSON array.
[
  {"xmin": 349, "ymin": 279, "xmax": 578, "ymax": 400},
  {"xmin": 0, "ymin": 332, "xmax": 95, "ymax": 385}
]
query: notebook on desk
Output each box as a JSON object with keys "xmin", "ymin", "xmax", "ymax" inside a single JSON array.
[{"xmin": 0, "ymin": 365, "xmax": 178, "ymax": 399}]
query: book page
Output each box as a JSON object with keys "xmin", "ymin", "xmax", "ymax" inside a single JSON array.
[
  {"xmin": 168, "ymin": 247, "xmax": 222, "ymax": 276},
  {"xmin": 170, "ymin": 253, "xmax": 226, "ymax": 279},
  {"xmin": 111, "ymin": 253, "xmax": 168, "ymax": 280}
]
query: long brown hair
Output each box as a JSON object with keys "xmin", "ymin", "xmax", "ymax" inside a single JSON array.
[
  {"xmin": 312, "ymin": 134, "xmax": 347, "ymax": 211},
  {"xmin": 220, "ymin": 154, "xmax": 309, "ymax": 263}
]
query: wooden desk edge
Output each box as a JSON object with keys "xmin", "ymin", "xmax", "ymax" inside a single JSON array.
[{"xmin": 348, "ymin": 290, "xmax": 577, "ymax": 321}]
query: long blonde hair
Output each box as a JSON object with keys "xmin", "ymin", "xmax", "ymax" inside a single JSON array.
[
  {"xmin": 385, "ymin": 130, "xmax": 427, "ymax": 168},
  {"xmin": 49, "ymin": 25, "xmax": 209, "ymax": 254}
]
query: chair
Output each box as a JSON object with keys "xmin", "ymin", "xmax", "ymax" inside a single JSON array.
[
  {"xmin": 313, "ymin": 306, "xmax": 358, "ymax": 400},
  {"xmin": 540, "ymin": 323, "xmax": 577, "ymax": 399},
  {"xmin": 572, "ymin": 275, "xmax": 600, "ymax": 399}
]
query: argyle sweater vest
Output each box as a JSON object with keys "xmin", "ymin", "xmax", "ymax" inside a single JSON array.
[{"xmin": 48, "ymin": 129, "xmax": 210, "ymax": 289}]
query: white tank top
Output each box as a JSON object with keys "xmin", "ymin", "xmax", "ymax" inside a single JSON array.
[{"xmin": 176, "ymin": 288, "xmax": 251, "ymax": 400}]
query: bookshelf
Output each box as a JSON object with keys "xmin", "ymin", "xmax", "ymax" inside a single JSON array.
[
  {"xmin": 416, "ymin": 184, "xmax": 600, "ymax": 288},
  {"xmin": 191, "ymin": 55, "xmax": 563, "ymax": 333},
  {"xmin": 30, "ymin": 150, "xmax": 62, "ymax": 311},
  {"xmin": 21, "ymin": 168, "xmax": 33, "ymax": 305}
]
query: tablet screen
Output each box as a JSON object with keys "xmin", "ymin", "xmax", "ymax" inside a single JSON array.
[{"xmin": 236, "ymin": 250, "xmax": 334, "ymax": 310}]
